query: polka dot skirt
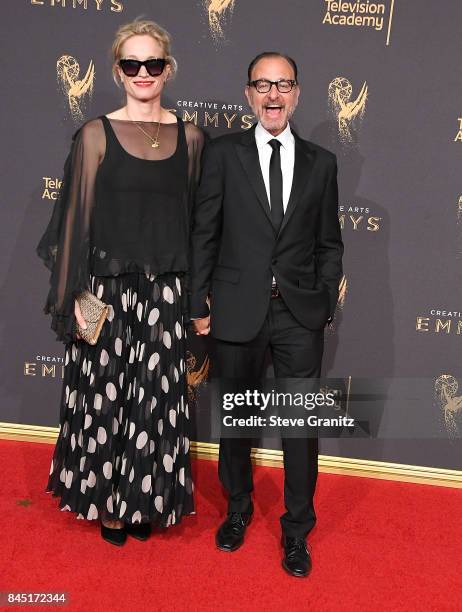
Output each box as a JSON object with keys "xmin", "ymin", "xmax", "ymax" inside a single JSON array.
[{"xmin": 46, "ymin": 272, "xmax": 194, "ymax": 527}]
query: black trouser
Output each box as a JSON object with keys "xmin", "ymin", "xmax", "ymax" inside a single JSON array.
[{"xmin": 214, "ymin": 296, "xmax": 324, "ymax": 538}]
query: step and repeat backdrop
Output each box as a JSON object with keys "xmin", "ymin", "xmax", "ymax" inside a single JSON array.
[{"xmin": 1, "ymin": 0, "xmax": 461, "ymax": 470}]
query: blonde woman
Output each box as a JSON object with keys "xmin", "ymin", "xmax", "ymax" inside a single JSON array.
[{"xmin": 38, "ymin": 20, "xmax": 204, "ymax": 545}]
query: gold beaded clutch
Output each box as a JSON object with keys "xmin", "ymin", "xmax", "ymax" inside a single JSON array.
[{"xmin": 76, "ymin": 290, "xmax": 109, "ymax": 345}]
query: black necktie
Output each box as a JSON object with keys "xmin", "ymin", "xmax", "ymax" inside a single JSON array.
[{"xmin": 268, "ymin": 139, "xmax": 284, "ymax": 233}]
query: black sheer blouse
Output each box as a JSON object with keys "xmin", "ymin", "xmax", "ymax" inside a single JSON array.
[{"xmin": 37, "ymin": 117, "xmax": 204, "ymax": 342}]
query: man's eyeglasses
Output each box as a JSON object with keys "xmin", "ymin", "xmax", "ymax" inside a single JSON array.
[
  {"xmin": 119, "ymin": 58, "xmax": 166, "ymax": 77},
  {"xmin": 248, "ymin": 79, "xmax": 297, "ymax": 94}
]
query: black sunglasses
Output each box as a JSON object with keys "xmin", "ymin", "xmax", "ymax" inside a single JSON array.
[{"xmin": 119, "ymin": 58, "xmax": 166, "ymax": 77}]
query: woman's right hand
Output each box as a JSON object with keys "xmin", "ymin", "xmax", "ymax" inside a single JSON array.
[{"xmin": 74, "ymin": 299, "xmax": 87, "ymax": 339}]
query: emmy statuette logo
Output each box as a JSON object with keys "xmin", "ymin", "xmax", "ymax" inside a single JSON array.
[
  {"xmin": 338, "ymin": 275, "xmax": 348, "ymax": 308},
  {"xmin": 57, "ymin": 55, "xmax": 95, "ymax": 122},
  {"xmin": 187, "ymin": 351, "xmax": 210, "ymax": 403},
  {"xmin": 204, "ymin": 0, "xmax": 235, "ymax": 42},
  {"xmin": 434, "ymin": 375, "xmax": 462, "ymax": 439},
  {"xmin": 329, "ymin": 77, "xmax": 368, "ymax": 144}
]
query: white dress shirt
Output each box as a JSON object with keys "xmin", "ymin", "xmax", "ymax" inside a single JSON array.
[{"xmin": 254, "ymin": 121, "xmax": 295, "ymax": 211}]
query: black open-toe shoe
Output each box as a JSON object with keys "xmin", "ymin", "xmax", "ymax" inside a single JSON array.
[
  {"xmin": 125, "ymin": 522, "xmax": 152, "ymax": 541},
  {"xmin": 100, "ymin": 523, "xmax": 127, "ymax": 546}
]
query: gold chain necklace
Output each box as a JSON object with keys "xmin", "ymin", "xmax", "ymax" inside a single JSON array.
[{"xmin": 126, "ymin": 110, "xmax": 161, "ymax": 148}]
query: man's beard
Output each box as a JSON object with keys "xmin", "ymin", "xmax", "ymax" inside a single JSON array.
[{"xmin": 257, "ymin": 103, "xmax": 297, "ymax": 133}]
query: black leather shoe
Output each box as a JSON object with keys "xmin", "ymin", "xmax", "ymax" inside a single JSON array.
[
  {"xmin": 125, "ymin": 522, "xmax": 152, "ymax": 541},
  {"xmin": 215, "ymin": 511, "xmax": 253, "ymax": 552},
  {"xmin": 281, "ymin": 536, "xmax": 312, "ymax": 577},
  {"xmin": 100, "ymin": 524, "xmax": 127, "ymax": 547}
]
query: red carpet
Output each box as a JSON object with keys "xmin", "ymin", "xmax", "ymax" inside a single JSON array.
[{"xmin": 1, "ymin": 439, "xmax": 461, "ymax": 611}]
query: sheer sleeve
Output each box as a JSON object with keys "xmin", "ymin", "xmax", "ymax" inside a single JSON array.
[
  {"xmin": 184, "ymin": 121, "xmax": 206, "ymax": 218},
  {"xmin": 37, "ymin": 119, "xmax": 105, "ymax": 343},
  {"xmin": 183, "ymin": 122, "xmax": 206, "ymax": 318}
]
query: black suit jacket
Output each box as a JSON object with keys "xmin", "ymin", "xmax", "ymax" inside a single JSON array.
[{"xmin": 189, "ymin": 124, "xmax": 343, "ymax": 343}]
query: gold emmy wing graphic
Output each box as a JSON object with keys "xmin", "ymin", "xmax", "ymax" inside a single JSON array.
[
  {"xmin": 328, "ymin": 77, "xmax": 368, "ymax": 143},
  {"xmin": 338, "ymin": 275, "xmax": 348, "ymax": 308},
  {"xmin": 186, "ymin": 350, "xmax": 210, "ymax": 403},
  {"xmin": 57, "ymin": 55, "xmax": 95, "ymax": 122},
  {"xmin": 434, "ymin": 374, "xmax": 462, "ymax": 439},
  {"xmin": 204, "ymin": 0, "xmax": 235, "ymax": 41}
]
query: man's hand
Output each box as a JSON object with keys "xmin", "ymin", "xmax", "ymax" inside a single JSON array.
[{"xmin": 193, "ymin": 316, "xmax": 210, "ymax": 336}]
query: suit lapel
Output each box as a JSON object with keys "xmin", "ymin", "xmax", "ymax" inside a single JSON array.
[
  {"xmin": 278, "ymin": 133, "xmax": 315, "ymax": 236},
  {"xmin": 235, "ymin": 126, "xmax": 273, "ymax": 226}
]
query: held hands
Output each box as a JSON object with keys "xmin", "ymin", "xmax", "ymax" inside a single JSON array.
[
  {"xmin": 74, "ymin": 299, "xmax": 87, "ymax": 340},
  {"xmin": 193, "ymin": 316, "xmax": 210, "ymax": 336}
]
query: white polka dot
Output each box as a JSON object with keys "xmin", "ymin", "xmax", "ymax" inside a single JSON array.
[
  {"xmin": 155, "ymin": 496, "xmax": 163, "ymax": 512},
  {"xmin": 179, "ymin": 467, "xmax": 185, "ymax": 486},
  {"xmin": 129, "ymin": 467, "xmax": 134, "ymax": 483},
  {"xmin": 106, "ymin": 496, "xmax": 113, "ymax": 513},
  {"xmin": 128, "ymin": 347, "xmax": 135, "ymax": 364},
  {"xmin": 162, "ymin": 376, "xmax": 169, "ymax": 393},
  {"xmin": 141, "ymin": 475, "xmax": 151, "ymax": 493},
  {"xmin": 106, "ymin": 382, "xmax": 117, "ymax": 401},
  {"xmin": 175, "ymin": 322, "xmax": 182, "ymax": 339},
  {"xmin": 132, "ymin": 292, "xmax": 137, "ymax": 309},
  {"xmin": 137, "ymin": 302, "xmax": 143, "ymax": 322},
  {"xmin": 79, "ymin": 456, "xmax": 86, "ymax": 472},
  {"xmin": 96, "ymin": 284, "xmax": 104, "ymax": 299},
  {"xmin": 136, "ymin": 431, "xmax": 148, "ymax": 449},
  {"xmin": 119, "ymin": 372, "xmax": 124, "ymax": 389},
  {"xmin": 87, "ymin": 471, "xmax": 96, "ymax": 488},
  {"xmin": 87, "ymin": 437, "xmax": 96, "ymax": 453},
  {"xmin": 163, "ymin": 331, "xmax": 172, "ymax": 349},
  {"xmin": 78, "ymin": 431, "xmax": 83, "ymax": 447},
  {"xmin": 119, "ymin": 406, "xmax": 123, "ymax": 422},
  {"xmin": 173, "ymin": 367, "xmax": 179, "ymax": 382},
  {"xmin": 148, "ymin": 308, "xmax": 160, "ymax": 325},
  {"xmin": 103, "ymin": 462, "xmax": 112, "ymax": 479},
  {"xmin": 148, "ymin": 352, "xmax": 160, "ymax": 371},
  {"xmin": 163, "ymin": 286, "xmax": 174, "ymax": 304},
  {"xmin": 97, "ymin": 427, "xmax": 107, "ymax": 445},
  {"xmin": 107, "ymin": 305, "xmax": 114, "ymax": 322},
  {"xmin": 129, "ymin": 422, "xmax": 135, "ymax": 439},
  {"xmin": 158, "ymin": 419, "xmax": 163, "ymax": 436},
  {"xmin": 121, "ymin": 293, "xmax": 127, "ymax": 312},
  {"xmin": 65, "ymin": 386, "xmax": 70, "ymax": 403},
  {"xmin": 94, "ymin": 394, "xmax": 102, "ymax": 412},
  {"xmin": 115, "ymin": 337, "xmax": 122, "ymax": 356},
  {"xmin": 149, "ymin": 440, "xmax": 155, "ymax": 454},
  {"xmin": 80, "ymin": 480, "xmax": 87, "ymax": 494},
  {"xmin": 82, "ymin": 359, "xmax": 87, "ymax": 375},
  {"xmin": 150, "ymin": 397, "xmax": 157, "ymax": 412},
  {"xmin": 87, "ymin": 504, "xmax": 98, "ymax": 520},
  {"xmin": 65, "ymin": 352, "xmax": 70, "ymax": 366},
  {"xmin": 119, "ymin": 501, "xmax": 127, "ymax": 518},
  {"xmin": 132, "ymin": 510, "xmax": 142, "ymax": 524},
  {"xmin": 176, "ymin": 277, "xmax": 182, "ymax": 295},
  {"xmin": 121, "ymin": 457, "xmax": 127, "ymax": 475},
  {"xmin": 138, "ymin": 387, "xmax": 144, "ymax": 404},
  {"xmin": 71, "ymin": 345, "xmax": 77, "ymax": 362},
  {"xmin": 184, "ymin": 437, "xmax": 190, "ymax": 453},
  {"xmin": 163, "ymin": 454, "xmax": 174, "ymax": 473},
  {"xmin": 112, "ymin": 418, "xmax": 119, "ymax": 434},
  {"xmin": 100, "ymin": 349, "xmax": 109, "ymax": 366},
  {"xmin": 65, "ymin": 470, "xmax": 73, "ymax": 489},
  {"xmin": 90, "ymin": 373, "xmax": 95, "ymax": 386},
  {"xmin": 68, "ymin": 390, "xmax": 77, "ymax": 409},
  {"xmin": 71, "ymin": 433, "xmax": 76, "ymax": 451},
  {"xmin": 169, "ymin": 409, "xmax": 177, "ymax": 428},
  {"xmin": 138, "ymin": 343, "xmax": 145, "ymax": 361}
]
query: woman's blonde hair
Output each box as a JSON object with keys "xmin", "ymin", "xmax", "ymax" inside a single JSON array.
[{"xmin": 111, "ymin": 19, "xmax": 177, "ymax": 85}]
